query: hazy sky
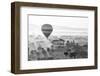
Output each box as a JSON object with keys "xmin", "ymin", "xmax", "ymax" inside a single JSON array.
[{"xmin": 28, "ymin": 14, "xmax": 88, "ymax": 37}]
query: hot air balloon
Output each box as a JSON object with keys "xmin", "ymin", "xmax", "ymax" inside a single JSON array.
[{"xmin": 41, "ymin": 24, "xmax": 53, "ymax": 38}]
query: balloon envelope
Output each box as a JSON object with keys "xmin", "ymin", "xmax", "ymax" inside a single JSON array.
[{"xmin": 41, "ymin": 24, "xmax": 53, "ymax": 38}]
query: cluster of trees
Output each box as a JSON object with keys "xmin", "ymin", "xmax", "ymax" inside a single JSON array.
[{"xmin": 64, "ymin": 40, "xmax": 88, "ymax": 58}]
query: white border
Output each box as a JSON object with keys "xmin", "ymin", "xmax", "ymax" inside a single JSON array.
[{"xmin": 20, "ymin": 7, "xmax": 95, "ymax": 70}]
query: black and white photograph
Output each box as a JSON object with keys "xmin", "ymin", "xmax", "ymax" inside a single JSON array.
[
  {"xmin": 11, "ymin": 2, "xmax": 97, "ymax": 74},
  {"xmin": 28, "ymin": 14, "xmax": 88, "ymax": 61}
]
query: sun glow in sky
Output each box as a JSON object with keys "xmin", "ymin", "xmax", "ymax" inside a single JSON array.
[{"xmin": 29, "ymin": 15, "xmax": 88, "ymax": 37}]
